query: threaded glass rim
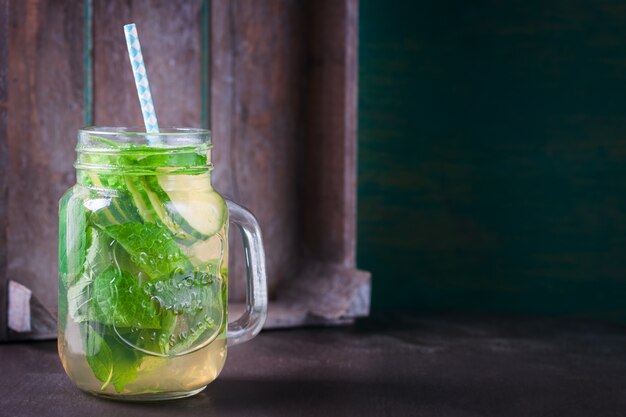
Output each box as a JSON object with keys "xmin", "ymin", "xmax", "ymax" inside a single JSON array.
[{"xmin": 78, "ymin": 126, "xmax": 211, "ymax": 150}]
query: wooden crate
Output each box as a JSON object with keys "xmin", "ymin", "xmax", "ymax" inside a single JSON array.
[{"xmin": 0, "ymin": 0, "xmax": 369, "ymax": 341}]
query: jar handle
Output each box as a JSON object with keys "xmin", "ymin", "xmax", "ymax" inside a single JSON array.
[{"xmin": 225, "ymin": 200, "xmax": 268, "ymax": 346}]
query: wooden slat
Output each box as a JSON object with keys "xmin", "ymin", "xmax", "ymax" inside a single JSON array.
[
  {"xmin": 0, "ymin": 0, "xmax": 8, "ymax": 340},
  {"xmin": 212, "ymin": 0, "xmax": 307, "ymax": 300},
  {"xmin": 0, "ymin": 0, "xmax": 367, "ymax": 335},
  {"xmin": 301, "ymin": 0, "xmax": 358, "ymax": 267},
  {"xmin": 93, "ymin": 0, "xmax": 204, "ymax": 127},
  {"xmin": 6, "ymin": 0, "xmax": 84, "ymax": 317}
]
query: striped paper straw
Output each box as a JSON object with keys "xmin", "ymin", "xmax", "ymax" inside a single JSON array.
[{"xmin": 124, "ymin": 23, "xmax": 160, "ymax": 134}]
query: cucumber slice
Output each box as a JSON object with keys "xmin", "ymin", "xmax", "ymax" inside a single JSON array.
[
  {"xmin": 125, "ymin": 176, "xmax": 157, "ymax": 223},
  {"xmin": 140, "ymin": 177, "xmax": 196, "ymax": 245},
  {"xmin": 87, "ymin": 173, "xmax": 141, "ymax": 226},
  {"xmin": 144, "ymin": 174, "xmax": 227, "ymax": 240},
  {"xmin": 167, "ymin": 189, "xmax": 226, "ymax": 239}
]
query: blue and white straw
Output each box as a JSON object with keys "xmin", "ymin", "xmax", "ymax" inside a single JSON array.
[{"xmin": 124, "ymin": 23, "xmax": 160, "ymax": 134}]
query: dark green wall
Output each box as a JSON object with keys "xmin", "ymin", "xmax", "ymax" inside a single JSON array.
[{"xmin": 357, "ymin": 0, "xmax": 626, "ymax": 320}]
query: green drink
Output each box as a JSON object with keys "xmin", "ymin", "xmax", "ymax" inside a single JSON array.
[{"xmin": 58, "ymin": 128, "xmax": 256, "ymax": 400}]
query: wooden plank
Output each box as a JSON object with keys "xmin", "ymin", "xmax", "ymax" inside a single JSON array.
[
  {"xmin": 0, "ymin": 0, "xmax": 6, "ymax": 103},
  {"xmin": 0, "ymin": 0, "xmax": 7, "ymax": 340},
  {"xmin": 0, "ymin": 0, "xmax": 365, "ymax": 337},
  {"xmin": 6, "ymin": 0, "xmax": 84, "ymax": 317},
  {"xmin": 93, "ymin": 0, "xmax": 203, "ymax": 127},
  {"xmin": 8, "ymin": 316, "xmax": 626, "ymax": 416},
  {"xmin": 301, "ymin": 0, "xmax": 359, "ymax": 266},
  {"xmin": 211, "ymin": 0, "xmax": 306, "ymax": 300},
  {"xmin": 273, "ymin": 263, "xmax": 370, "ymax": 326}
]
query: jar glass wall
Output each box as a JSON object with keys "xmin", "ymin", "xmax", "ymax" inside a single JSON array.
[{"xmin": 58, "ymin": 127, "xmax": 230, "ymax": 400}]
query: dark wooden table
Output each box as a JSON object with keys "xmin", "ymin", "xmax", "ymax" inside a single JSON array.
[{"xmin": 1, "ymin": 314, "xmax": 626, "ymax": 417}]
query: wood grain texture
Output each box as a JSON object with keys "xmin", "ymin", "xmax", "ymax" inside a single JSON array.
[
  {"xmin": 301, "ymin": 0, "xmax": 358, "ymax": 266},
  {"xmin": 276, "ymin": 263, "xmax": 370, "ymax": 323},
  {"xmin": 213, "ymin": 0, "xmax": 369, "ymax": 318},
  {"xmin": 93, "ymin": 0, "xmax": 203, "ymax": 127},
  {"xmin": 6, "ymin": 0, "xmax": 84, "ymax": 315},
  {"xmin": 5, "ymin": 316, "xmax": 626, "ymax": 416},
  {"xmin": 0, "ymin": 0, "xmax": 368, "ymax": 335},
  {"xmin": 0, "ymin": 0, "xmax": 7, "ymax": 340},
  {"xmin": 231, "ymin": 263, "xmax": 370, "ymax": 329},
  {"xmin": 212, "ymin": 0, "xmax": 306, "ymax": 300}
]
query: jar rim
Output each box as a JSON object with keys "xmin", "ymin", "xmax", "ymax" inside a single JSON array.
[
  {"xmin": 79, "ymin": 126, "xmax": 211, "ymax": 136},
  {"xmin": 78, "ymin": 126, "xmax": 211, "ymax": 149},
  {"xmin": 75, "ymin": 126, "xmax": 213, "ymax": 174}
]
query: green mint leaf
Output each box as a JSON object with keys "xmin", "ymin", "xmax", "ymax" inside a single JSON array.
[
  {"xmin": 67, "ymin": 227, "xmax": 112, "ymax": 323},
  {"xmin": 87, "ymin": 189, "xmax": 142, "ymax": 227},
  {"xmin": 84, "ymin": 326, "xmax": 113, "ymax": 389},
  {"xmin": 58, "ymin": 189, "xmax": 88, "ymax": 331},
  {"xmin": 167, "ymin": 308, "xmax": 223, "ymax": 355},
  {"xmin": 146, "ymin": 262, "xmax": 217, "ymax": 314},
  {"xmin": 84, "ymin": 325, "xmax": 141, "ymax": 393},
  {"xmin": 107, "ymin": 335, "xmax": 140, "ymax": 393},
  {"xmin": 135, "ymin": 152, "xmax": 207, "ymax": 169},
  {"xmin": 58, "ymin": 277, "xmax": 69, "ymax": 332},
  {"xmin": 59, "ymin": 190, "xmax": 87, "ymax": 275},
  {"xmin": 101, "ymin": 222, "xmax": 191, "ymax": 279},
  {"xmin": 67, "ymin": 275, "xmax": 95, "ymax": 323},
  {"xmin": 92, "ymin": 267, "xmax": 161, "ymax": 329},
  {"xmin": 85, "ymin": 226, "xmax": 114, "ymax": 277},
  {"xmin": 88, "ymin": 135, "xmax": 124, "ymax": 148},
  {"xmin": 147, "ymin": 261, "xmax": 224, "ymax": 354}
]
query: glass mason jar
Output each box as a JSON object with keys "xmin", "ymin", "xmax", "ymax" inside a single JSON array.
[{"xmin": 58, "ymin": 127, "xmax": 267, "ymax": 401}]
